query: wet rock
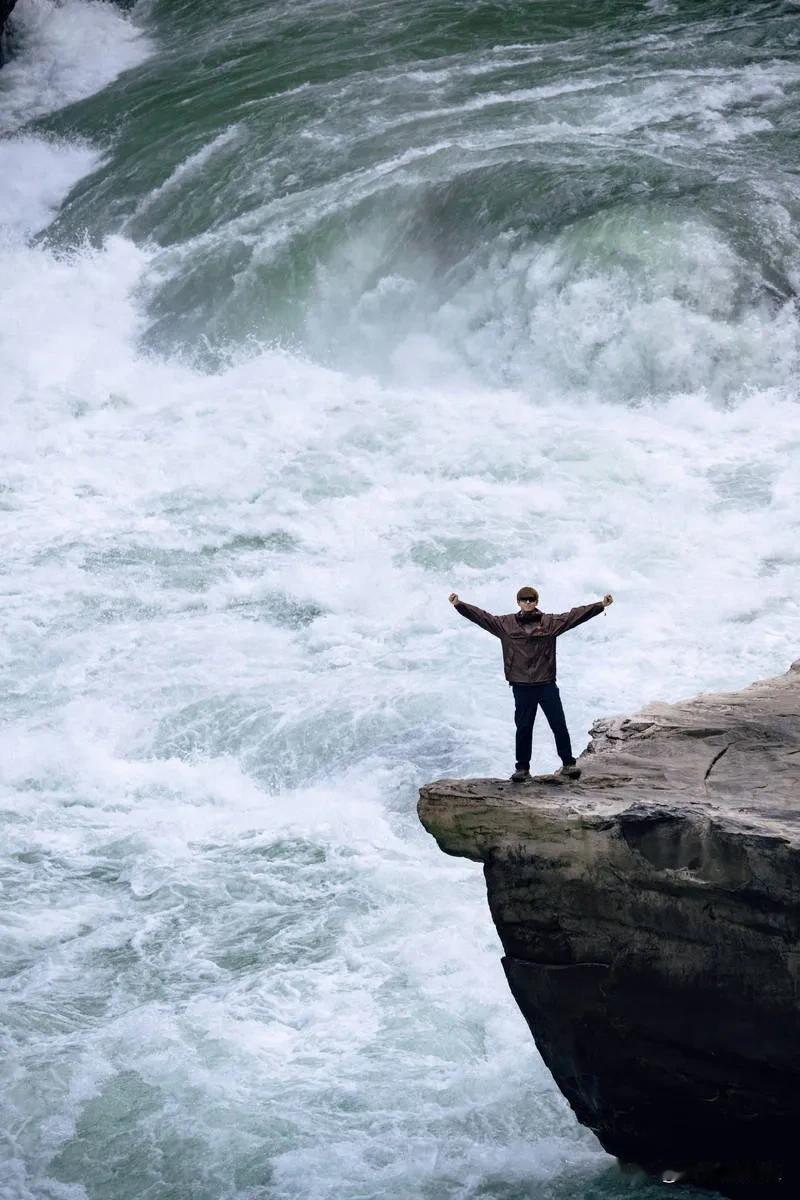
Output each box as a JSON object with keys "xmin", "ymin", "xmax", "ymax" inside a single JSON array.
[
  {"xmin": 0, "ymin": 1, "xmax": 18, "ymax": 64},
  {"xmin": 418, "ymin": 660, "xmax": 800, "ymax": 1196}
]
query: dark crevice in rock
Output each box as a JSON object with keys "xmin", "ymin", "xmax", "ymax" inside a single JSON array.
[
  {"xmin": 682, "ymin": 727, "xmax": 729, "ymax": 738},
  {"xmin": 705, "ymin": 742, "xmax": 732, "ymax": 781},
  {"xmin": 505, "ymin": 953, "xmax": 611, "ymax": 971}
]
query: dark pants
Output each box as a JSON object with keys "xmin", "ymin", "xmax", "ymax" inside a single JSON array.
[{"xmin": 512, "ymin": 682, "xmax": 575, "ymax": 771}]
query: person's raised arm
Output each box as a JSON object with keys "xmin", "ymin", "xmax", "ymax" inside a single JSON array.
[
  {"xmin": 551, "ymin": 593, "xmax": 614, "ymax": 636},
  {"xmin": 448, "ymin": 592, "xmax": 504, "ymax": 638}
]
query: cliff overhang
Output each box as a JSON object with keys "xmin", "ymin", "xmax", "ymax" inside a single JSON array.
[{"xmin": 418, "ymin": 660, "xmax": 800, "ymax": 1197}]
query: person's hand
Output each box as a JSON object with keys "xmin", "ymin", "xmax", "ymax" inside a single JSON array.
[
  {"xmin": 602, "ymin": 593, "xmax": 614, "ymax": 607},
  {"xmin": 449, "ymin": 592, "xmax": 459, "ymax": 605}
]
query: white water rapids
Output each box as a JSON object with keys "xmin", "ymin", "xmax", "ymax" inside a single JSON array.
[{"xmin": 1, "ymin": 3, "xmax": 799, "ymax": 1198}]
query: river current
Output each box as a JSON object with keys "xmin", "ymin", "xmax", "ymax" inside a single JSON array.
[{"xmin": 1, "ymin": 2, "xmax": 799, "ymax": 1198}]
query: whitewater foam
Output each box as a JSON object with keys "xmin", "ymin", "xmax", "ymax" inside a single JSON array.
[
  {"xmin": 0, "ymin": 136, "xmax": 98, "ymax": 238},
  {"xmin": 0, "ymin": 0, "xmax": 150, "ymax": 243},
  {"xmin": 3, "ymin": 184, "xmax": 799, "ymax": 1200},
  {"xmin": 0, "ymin": 0, "xmax": 150, "ymax": 134}
]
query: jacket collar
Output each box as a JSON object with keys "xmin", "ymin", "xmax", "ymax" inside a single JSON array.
[{"xmin": 516, "ymin": 607, "xmax": 543, "ymax": 624}]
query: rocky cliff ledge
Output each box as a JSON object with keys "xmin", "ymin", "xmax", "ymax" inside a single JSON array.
[{"xmin": 418, "ymin": 661, "xmax": 800, "ymax": 1197}]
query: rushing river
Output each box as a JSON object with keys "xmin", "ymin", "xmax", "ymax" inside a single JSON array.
[{"xmin": 1, "ymin": 2, "xmax": 799, "ymax": 1197}]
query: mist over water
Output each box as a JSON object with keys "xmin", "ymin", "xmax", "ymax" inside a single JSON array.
[{"xmin": 1, "ymin": 1, "xmax": 799, "ymax": 1198}]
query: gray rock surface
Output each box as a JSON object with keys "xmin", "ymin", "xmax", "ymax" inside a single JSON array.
[
  {"xmin": 1, "ymin": 0, "xmax": 19, "ymax": 65},
  {"xmin": 418, "ymin": 660, "xmax": 800, "ymax": 1196}
]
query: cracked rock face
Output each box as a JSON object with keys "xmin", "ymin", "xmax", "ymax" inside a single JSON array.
[{"xmin": 418, "ymin": 661, "xmax": 800, "ymax": 1196}]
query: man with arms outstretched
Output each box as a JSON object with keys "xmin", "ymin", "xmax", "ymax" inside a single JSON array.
[{"xmin": 449, "ymin": 586, "xmax": 614, "ymax": 782}]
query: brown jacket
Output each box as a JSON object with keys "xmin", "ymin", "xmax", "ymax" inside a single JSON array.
[{"xmin": 454, "ymin": 600, "xmax": 604, "ymax": 684}]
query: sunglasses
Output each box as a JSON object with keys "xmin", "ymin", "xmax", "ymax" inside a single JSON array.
[{"xmin": 519, "ymin": 598, "xmax": 537, "ymax": 603}]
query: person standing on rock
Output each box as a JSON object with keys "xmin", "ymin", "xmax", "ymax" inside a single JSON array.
[{"xmin": 449, "ymin": 587, "xmax": 614, "ymax": 782}]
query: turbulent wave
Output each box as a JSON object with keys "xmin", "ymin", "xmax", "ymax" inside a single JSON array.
[{"xmin": 1, "ymin": 2, "xmax": 799, "ymax": 1198}]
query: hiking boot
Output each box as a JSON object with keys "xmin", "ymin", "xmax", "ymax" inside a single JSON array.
[
  {"xmin": 510, "ymin": 768, "xmax": 531, "ymax": 783},
  {"xmin": 555, "ymin": 762, "xmax": 581, "ymax": 780}
]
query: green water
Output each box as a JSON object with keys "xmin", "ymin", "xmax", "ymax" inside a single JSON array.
[{"xmin": 41, "ymin": 1, "xmax": 800, "ymax": 374}]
